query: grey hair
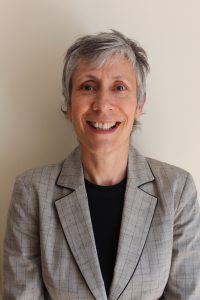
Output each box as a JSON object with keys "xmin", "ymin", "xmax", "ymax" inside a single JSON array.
[{"xmin": 62, "ymin": 30, "xmax": 150, "ymax": 113}]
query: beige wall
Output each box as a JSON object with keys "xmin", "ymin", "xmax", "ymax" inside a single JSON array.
[{"xmin": 1, "ymin": 0, "xmax": 200, "ymax": 296}]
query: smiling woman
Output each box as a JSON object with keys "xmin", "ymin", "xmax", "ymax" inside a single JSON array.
[{"xmin": 3, "ymin": 30, "xmax": 200, "ymax": 300}]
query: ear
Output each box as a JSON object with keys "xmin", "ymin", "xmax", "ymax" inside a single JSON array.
[{"xmin": 135, "ymin": 96, "xmax": 145, "ymax": 119}]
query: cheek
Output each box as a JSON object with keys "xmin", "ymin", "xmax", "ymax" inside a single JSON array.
[
  {"xmin": 71, "ymin": 95, "xmax": 91, "ymax": 114},
  {"xmin": 70, "ymin": 103, "xmax": 88, "ymax": 128},
  {"xmin": 66, "ymin": 108, "xmax": 72, "ymax": 121},
  {"xmin": 120, "ymin": 102, "xmax": 137, "ymax": 122}
]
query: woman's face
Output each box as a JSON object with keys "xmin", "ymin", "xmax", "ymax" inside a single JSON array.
[{"xmin": 67, "ymin": 55, "xmax": 144, "ymax": 155}]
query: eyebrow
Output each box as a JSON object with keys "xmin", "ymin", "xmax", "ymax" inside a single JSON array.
[{"xmin": 79, "ymin": 75, "xmax": 127, "ymax": 81}]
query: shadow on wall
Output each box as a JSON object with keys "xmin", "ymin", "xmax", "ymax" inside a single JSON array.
[{"xmin": 0, "ymin": 2, "xmax": 86, "ymax": 294}]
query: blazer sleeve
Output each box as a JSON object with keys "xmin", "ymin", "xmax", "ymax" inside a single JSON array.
[
  {"xmin": 163, "ymin": 173, "xmax": 200, "ymax": 299},
  {"xmin": 3, "ymin": 176, "xmax": 45, "ymax": 299}
]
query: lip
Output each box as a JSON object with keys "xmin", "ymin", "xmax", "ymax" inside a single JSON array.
[
  {"xmin": 86, "ymin": 121, "xmax": 121, "ymax": 134},
  {"xmin": 86, "ymin": 120, "xmax": 121, "ymax": 126}
]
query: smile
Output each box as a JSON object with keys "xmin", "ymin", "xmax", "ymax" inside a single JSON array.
[{"xmin": 87, "ymin": 121, "xmax": 121, "ymax": 130}]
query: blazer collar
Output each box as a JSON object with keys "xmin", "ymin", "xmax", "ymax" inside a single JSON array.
[
  {"xmin": 56, "ymin": 145, "xmax": 154, "ymax": 190},
  {"xmin": 56, "ymin": 146, "xmax": 84, "ymax": 189},
  {"xmin": 55, "ymin": 145, "xmax": 156, "ymax": 300}
]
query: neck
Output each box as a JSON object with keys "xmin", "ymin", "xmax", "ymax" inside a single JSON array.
[{"xmin": 80, "ymin": 145, "xmax": 129, "ymax": 186}]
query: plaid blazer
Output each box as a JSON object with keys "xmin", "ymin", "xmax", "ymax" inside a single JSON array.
[{"xmin": 3, "ymin": 146, "xmax": 200, "ymax": 299}]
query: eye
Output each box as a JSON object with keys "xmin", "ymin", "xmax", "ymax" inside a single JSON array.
[
  {"xmin": 113, "ymin": 82, "xmax": 127, "ymax": 92},
  {"xmin": 116, "ymin": 85, "xmax": 126, "ymax": 91},
  {"xmin": 81, "ymin": 85, "xmax": 94, "ymax": 91},
  {"xmin": 79, "ymin": 82, "xmax": 97, "ymax": 92}
]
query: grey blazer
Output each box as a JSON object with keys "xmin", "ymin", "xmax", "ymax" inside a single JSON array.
[{"xmin": 3, "ymin": 146, "xmax": 200, "ymax": 299}]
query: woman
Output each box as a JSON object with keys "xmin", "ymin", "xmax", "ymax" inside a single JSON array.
[{"xmin": 3, "ymin": 30, "xmax": 200, "ymax": 299}]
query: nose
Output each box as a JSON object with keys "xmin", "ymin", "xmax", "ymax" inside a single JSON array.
[{"xmin": 92, "ymin": 89, "xmax": 113, "ymax": 112}]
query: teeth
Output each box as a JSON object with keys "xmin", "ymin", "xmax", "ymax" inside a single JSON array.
[{"xmin": 89, "ymin": 121, "xmax": 117, "ymax": 130}]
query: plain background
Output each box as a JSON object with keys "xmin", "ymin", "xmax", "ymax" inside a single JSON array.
[{"xmin": 1, "ymin": 0, "xmax": 200, "ymax": 296}]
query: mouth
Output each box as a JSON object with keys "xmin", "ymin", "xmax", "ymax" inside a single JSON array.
[{"xmin": 86, "ymin": 121, "xmax": 121, "ymax": 131}]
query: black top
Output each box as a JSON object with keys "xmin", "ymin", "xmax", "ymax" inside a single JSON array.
[{"xmin": 85, "ymin": 177, "xmax": 127, "ymax": 296}]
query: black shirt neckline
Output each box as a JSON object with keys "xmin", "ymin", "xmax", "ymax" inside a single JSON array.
[{"xmin": 84, "ymin": 177, "xmax": 127, "ymax": 190}]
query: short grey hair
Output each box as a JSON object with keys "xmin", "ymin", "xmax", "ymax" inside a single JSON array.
[{"xmin": 62, "ymin": 30, "xmax": 150, "ymax": 111}]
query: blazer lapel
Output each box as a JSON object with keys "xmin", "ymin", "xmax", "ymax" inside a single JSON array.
[
  {"xmin": 55, "ymin": 147, "xmax": 107, "ymax": 300},
  {"xmin": 108, "ymin": 146, "xmax": 157, "ymax": 300},
  {"xmin": 54, "ymin": 146, "xmax": 157, "ymax": 300}
]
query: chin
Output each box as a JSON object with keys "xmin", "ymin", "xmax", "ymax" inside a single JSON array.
[{"xmin": 85, "ymin": 142, "xmax": 126, "ymax": 155}]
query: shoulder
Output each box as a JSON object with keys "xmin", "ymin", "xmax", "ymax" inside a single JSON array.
[
  {"xmin": 145, "ymin": 156, "xmax": 197, "ymax": 202},
  {"xmin": 15, "ymin": 160, "xmax": 64, "ymax": 189},
  {"xmin": 146, "ymin": 156, "xmax": 188, "ymax": 183},
  {"xmin": 130, "ymin": 146, "xmax": 190, "ymax": 189},
  {"xmin": 15, "ymin": 146, "xmax": 81, "ymax": 189}
]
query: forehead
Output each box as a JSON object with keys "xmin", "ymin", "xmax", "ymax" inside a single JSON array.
[{"xmin": 71, "ymin": 55, "xmax": 136, "ymax": 82}]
